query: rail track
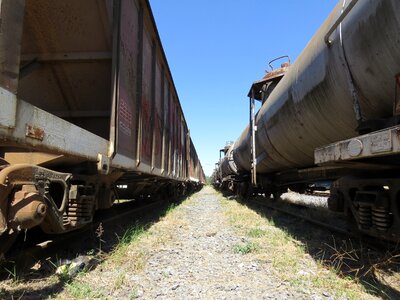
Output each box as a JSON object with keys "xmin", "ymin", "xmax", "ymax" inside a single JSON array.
[
  {"xmin": 1, "ymin": 197, "xmax": 174, "ymax": 272},
  {"xmin": 241, "ymin": 194, "xmax": 397, "ymax": 250},
  {"xmin": 248, "ymin": 196, "xmax": 349, "ymax": 234}
]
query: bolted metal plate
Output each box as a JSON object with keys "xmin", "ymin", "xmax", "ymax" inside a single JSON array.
[
  {"xmin": 347, "ymin": 139, "xmax": 363, "ymax": 157},
  {"xmin": 315, "ymin": 125, "xmax": 400, "ymax": 164},
  {"xmin": 370, "ymin": 131, "xmax": 392, "ymax": 153}
]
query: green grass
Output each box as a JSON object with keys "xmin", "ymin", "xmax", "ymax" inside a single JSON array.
[
  {"xmin": 233, "ymin": 242, "xmax": 259, "ymax": 254},
  {"xmin": 3, "ymin": 262, "xmax": 18, "ymax": 282},
  {"xmin": 66, "ymin": 282, "xmax": 106, "ymax": 299},
  {"xmin": 119, "ymin": 225, "xmax": 145, "ymax": 245},
  {"xmin": 110, "ymin": 225, "xmax": 145, "ymax": 263}
]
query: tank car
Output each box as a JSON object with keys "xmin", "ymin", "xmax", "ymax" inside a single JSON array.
[
  {"xmin": 217, "ymin": 0, "xmax": 400, "ymax": 241},
  {"xmin": 0, "ymin": 0, "xmax": 204, "ymax": 257}
]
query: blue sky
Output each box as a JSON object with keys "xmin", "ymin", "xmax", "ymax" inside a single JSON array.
[{"xmin": 150, "ymin": 0, "xmax": 338, "ymax": 176}]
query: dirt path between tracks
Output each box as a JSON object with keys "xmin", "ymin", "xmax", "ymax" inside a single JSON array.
[
  {"xmin": 56, "ymin": 186, "xmax": 378, "ymax": 300},
  {"xmin": 1, "ymin": 186, "xmax": 384, "ymax": 299}
]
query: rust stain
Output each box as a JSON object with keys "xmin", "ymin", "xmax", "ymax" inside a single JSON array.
[
  {"xmin": 26, "ymin": 124, "xmax": 45, "ymax": 141},
  {"xmin": 263, "ymin": 63, "xmax": 290, "ymax": 81}
]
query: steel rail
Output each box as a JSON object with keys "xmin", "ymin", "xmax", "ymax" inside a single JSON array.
[
  {"xmin": 248, "ymin": 197, "xmax": 351, "ymax": 236},
  {"xmin": 2, "ymin": 199, "xmax": 166, "ymax": 265},
  {"xmin": 244, "ymin": 196, "xmax": 397, "ymax": 250}
]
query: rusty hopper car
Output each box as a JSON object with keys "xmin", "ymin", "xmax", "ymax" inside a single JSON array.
[
  {"xmin": 217, "ymin": 0, "xmax": 400, "ymax": 241},
  {"xmin": 0, "ymin": 0, "xmax": 204, "ymax": 256}
]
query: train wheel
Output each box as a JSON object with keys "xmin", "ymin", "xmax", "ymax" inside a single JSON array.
[
  {"xmin": 289, "ymin": 184, "xmax": 307, "ymax": 194},
  {"xmin": 238, "ymin": 182, "xmax": 252, "ymax": 199},
  {"xmin": 263, "ymin": 189, "xmax": 273, "ymax": 199},
  {"xmin": 272, "ymin": 191, "xmax": 281, "ymax": 200},
  {"xmin": 272, "ymin": 185, "xmax": 288, "ymax": 200},
  {"xmin": 272, "ymin": 187, "xmax": 283, "ymax": 200}
]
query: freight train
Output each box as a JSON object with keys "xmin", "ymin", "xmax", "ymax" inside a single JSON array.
[
  {"xmin": 214, "ymin": 0, "xmax": 400, "ymax": 242},
  {"xmin": 0, "ymin": 0, "xmax": 205, "ymax": 257}
]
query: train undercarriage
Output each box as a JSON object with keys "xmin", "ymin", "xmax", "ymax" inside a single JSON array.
[
  {"xmin": 215, "ymin": 122, "xmax": 400, "ymax": 242},
  {"xmin": 0, "ymin": 157, "xmax": 120, "ymax": 257},
  {"xmin": 0, "ymin": 155, "xmax": 198, "ymax": 258}
]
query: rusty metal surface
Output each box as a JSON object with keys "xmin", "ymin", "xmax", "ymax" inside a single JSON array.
[
  {"xmin": 9, "ymin": 185, "xmax": 47, "ymax": 230},
  {"xmin": 0, "ymin": 184, "xmax": 11, "ymax": 234},
  {"xmin": 25, "ymin": 124, "xmax": 45, "ymax": 141},
  {"xmin": 4, "ymin": 152, "xmax": 62, "ymax": 166},
  {"xmin": 113, "ymin": 0, "xmax": 203, "ymax": 182},
  {"xmin": 330, "ymin": 176, "xmax": 400, "ymax": 241},
  {"xmin": 17, "ymin": 0, "xmax": 113, "ymax": 140},
  {"xmin": 0, "ymin": 0, "xmax": 25, "ymax": 93},
  {"xmin": 234, "ymin": 0, "xmax": 400, "ymax": 174},
  {"xmin": 0, "ymin": 0, "xmax": 204, "ymax": 183},
  {"xmin": 248, "ymin": 57, "xmax": 290, "ymax": 102},
  {"xmin": 0, "ymin": 164, "xmax": 67, "ymax": 236}
]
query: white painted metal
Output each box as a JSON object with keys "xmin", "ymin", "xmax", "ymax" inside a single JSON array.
[
  {"xmin": 0, "ymin": 92, "xmax": 109, "ymax": 162},
  {"xmin": 315, "ymin": 125, "xmax": 400, "ymax": 164},
  {"xmin": 0, "ymin": 88, "xmax": 17, "ymax": 128}
]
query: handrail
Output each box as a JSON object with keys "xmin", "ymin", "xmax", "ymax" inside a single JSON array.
[
  {"xmin": 268, "ymin": 55, "xmax": 290, "ymax": 71},
  {"xmin": 325, "ymin": 0, "xmax": 359, "ymax": 46}
]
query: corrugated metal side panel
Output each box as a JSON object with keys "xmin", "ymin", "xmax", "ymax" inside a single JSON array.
[
  {"xmin": 113, "ymin": 0, "xmax": 205, "ymax": 181},
  {"xmin": 140, "ymin": 27, "xmax": 153, "ymax": 166},
  {"xmin": 169, "ymin": 96, "xmax": 175, "ymax": 176},
  {"xmin": 189, "ymin": 142, "xmax": 195, "ymax": 179},
  {"xmin": 117, "ymin": 0, "xmax": 139, "ymax": 159},
  {"xmin": 153, "ymin": 60, "xmax": 163, "ymax": 170},
  {"xmin": 177, "ymin": 113, "xmax": 182, "ymax": 177},
  {"xmin": 163, "ymin": 80, "xmax": 170, "ymax": 174}
]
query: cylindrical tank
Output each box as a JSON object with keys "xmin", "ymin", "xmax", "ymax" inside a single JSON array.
[
  {"xmin": 219, "ymin": 144, "xmax": 238, "ymax": 178},
  {"xmin": 233, "ymin": 0, "xmax": 400, "ymax": 173}
]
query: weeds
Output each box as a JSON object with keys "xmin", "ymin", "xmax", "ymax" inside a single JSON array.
[
  {"xmin": 3, "ymin": 262, "xmax": 17, "ymax": 282},
  {"xmin": 110, "ymin": 224, "xmax": 146, "ymax": 265},
  {"xmin": 247, "ymin": 228, "xmax": 266, "ymax": 238},
  {"xmin": 233, "ymin": 242, "xmax": 259, "ymax": 254},
  {"xmin": 317, "ymin": 237, "xmax": 400, "ymax": 298},
  {"xmin": 96, "ymin": 223, "xmax": 105, "ymax": 253},
  {"xmin": 113, "ymin": 271, "xmax": 126, "ymax": 290},
  {"xmin": 219, "ymin": 191, "xmax": 377, "ymax": 299},
  {"xmin": 67, "ymin": 281, "xmax": 105, "ymax": 299},
  {"xmin": 47, "ymin": 258, "xmax": 69, "ymax": 282}
]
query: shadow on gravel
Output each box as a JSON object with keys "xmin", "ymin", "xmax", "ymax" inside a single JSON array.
[
  {"xmin": 221, "ymin": 191, "xmax": 400, "ymax": 300},
  {"xmin": 0, "ymin": 190, "xmax": 195, "ymax": 299}
]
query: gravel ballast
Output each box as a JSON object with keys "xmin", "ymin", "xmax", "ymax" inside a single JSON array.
[
  {"xmin": 55, "ymin": 186, "xmax": 377, "ymax": 299},
  {"xmin": 1, "ymin": 186, "xmax": 382, "ymax": 299},
  {"xmin": 123, "ymin": 188, "xmax": 298, "ymax": 299}
]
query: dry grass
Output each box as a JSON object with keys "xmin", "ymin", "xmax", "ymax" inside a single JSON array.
[
  {"xmin": 218, "ymin": 192, "xmax": 379, "ymax": 300},
  {"xmin": 317, "ymin": 238, "xmax": 400, "ymax": 297},
  {"xmin": 58, "ymin": 197, "xmax": 195, "ymax": 299}
]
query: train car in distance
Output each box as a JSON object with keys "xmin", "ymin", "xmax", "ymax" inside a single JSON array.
[
  {"xmin": 215, "ymin": 0, "xmax": 400, "ymax": 242},
  {"xmin": 0, "ymin": 0, "xmax": 204, "ymax": 257}
]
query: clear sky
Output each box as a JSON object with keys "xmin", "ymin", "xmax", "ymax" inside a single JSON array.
[{"xmin": 150, "ymin": 0, "xmax": 338, "ymax": 176}]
